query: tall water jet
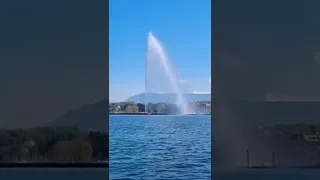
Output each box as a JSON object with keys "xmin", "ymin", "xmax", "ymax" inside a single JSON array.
[{"xmin": 145, "ymin": 32, "xmax": 189, "ymax": 114}]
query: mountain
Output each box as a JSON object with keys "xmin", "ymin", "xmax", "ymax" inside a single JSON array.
[
  {"xmin": 49, "ymin": 97, "xmax": 320, "ymax": 134},
  {"xmin": 216, "ymin": 100, "xmax": 320, "ymax": 126},
  {"xmin": 50, "ymin": 99, "xmax": 108, "ymax": 133},
  {"xmin": 125, "ymin": 93, "xmax": 211, "ymax": 103}
]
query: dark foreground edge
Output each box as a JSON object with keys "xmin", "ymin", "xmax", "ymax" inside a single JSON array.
[
  {"xmin": 0, "ymin": 162, "xmax": 109, "ymax": 168},
  {"xmin": 240, "ymin": 165, "xmax": 320, "ymax": 169}
]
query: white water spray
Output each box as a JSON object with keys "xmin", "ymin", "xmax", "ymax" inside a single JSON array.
[{"xmin": 145, "ymin": 32, "xmax": 189, "ymax": 114}]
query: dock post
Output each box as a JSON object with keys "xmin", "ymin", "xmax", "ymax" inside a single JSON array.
[
  {"xmin": 246, "ymin": 150, "xmax": 250, "ymax": 168},
  {"xmin": 272, "ymin": 152, "xmax": 275, "ymax": 166}
]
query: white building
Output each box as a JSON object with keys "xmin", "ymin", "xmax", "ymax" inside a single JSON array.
[{"xmin": 303, "ymin": 134, "xmax": 320, "ymax": 142}]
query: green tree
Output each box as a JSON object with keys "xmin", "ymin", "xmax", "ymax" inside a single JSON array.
[
  {"xmin": 88, "ymin": 131, "xmax": 108, "ymax": 160},
  {"xmin": 155, "ymin": 103, "xmax": 166, "ymax": 113},
  {"xmin": 136, "ymin": 103, "xmax": 145, "ymax": 112},
  {"xmin": 125, "ymin": 105, "xmax": 139, "ymax": 113}
]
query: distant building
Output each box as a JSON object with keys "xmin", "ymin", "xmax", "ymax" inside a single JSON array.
[
  {"xmin": 290, "ymin": 133, "xmax": 320, "ymax": 142},
  {"xmin": 0, "ymin": 138, "xmax": 38, "ymax": 161},
  {"xmin": 290, "ymin": 134, "xmax": 304, "ymax": 140},
  {"xmin": 303, "ymin": 134, "xmax": 320, "ymax": 142},
  {"xmin": 22, "ymin": 139, "xmax": 36, "ymax": 149}
]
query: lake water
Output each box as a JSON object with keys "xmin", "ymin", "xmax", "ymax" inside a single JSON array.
[
  {"xmin": 1, "ymin": 168, "xmax": 319, "ymax": 180},
  {"xmin": 109, "ymin": 115, "xmax": 211, "ymax": 180},
  {"xmin": 213, "ymin": 169, "xmax": 320, "ymax": 180},
  {"xmin": 0, "ymin": 169, "xmax": 108, "ymax": 180},
  {"xmin": 2, "ymin": 115, "xmax": 320, "ymax": 179}
]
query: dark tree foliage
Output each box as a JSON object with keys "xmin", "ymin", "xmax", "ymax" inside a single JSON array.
[
  {"xmin": 109, "ymin": 101, "xmax": 211, "ymax": 114},
  {"xmin": 0, "ymin": 126, "xmax": 108, "ymax": 162},
  {"xmin": 88, "ymin": 131, "xmax": 108, "ymax": 160}
]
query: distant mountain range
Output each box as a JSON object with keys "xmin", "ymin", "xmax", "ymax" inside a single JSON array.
[
  {"xmin": 49, "ymin": 93, "xmax": 211, "ymax": 131},
  {"xmin": 50, "ymin": 99, "xmax": 108, "ymax": 133},
  {"xmin": 125, "ymin": 93, "xmax": 211, "ymax": 103},
  {"xmin": 49, "ymin": 96, "xmax": 320, "ymax": 133}
]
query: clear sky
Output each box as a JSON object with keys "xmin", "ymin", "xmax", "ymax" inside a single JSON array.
[{"xmin": 109, "ymin": 0, "xmax": 211, "ymax": 102}]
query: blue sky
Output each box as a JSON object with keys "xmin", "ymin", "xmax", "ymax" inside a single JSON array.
[{"xmin": 109, "ymin": 0, "xmax": 211, "ymax": 102}]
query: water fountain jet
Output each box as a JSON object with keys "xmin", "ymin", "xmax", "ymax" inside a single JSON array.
[{"xmin": 145, "ymin": 32, "xmax": 189, "ymax": 114}]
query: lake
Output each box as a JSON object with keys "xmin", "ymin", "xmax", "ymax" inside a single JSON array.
[
  {"xmin": 213, "ymin": 169, "xmax": 320, "ymax": 180},
  {"xmin": 109, "ymin": 115, "xmax": 211, "ymax": 180},
  {"xmin": 0, "ymin": 168, "xmax": 108, "ymax": 180}
]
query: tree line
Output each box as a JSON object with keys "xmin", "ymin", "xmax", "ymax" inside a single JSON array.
[
  {"xmin": 0, "ymin": 126, "xmax": 108, "ymax": 162},
  {"xmin": 212, "ymin": 123, "xmax": 320, "ymax": 167},
  {"xmin": 109, "ymin": 101, "xmax": 211, "ymax": 114}
]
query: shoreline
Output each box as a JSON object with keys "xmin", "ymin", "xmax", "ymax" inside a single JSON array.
[
  {"xmin": 109, "ymin": 113, "xmax": 211, "ymax": 115},
  {"xmin": 239, "ymin": 164, "xmax": 320, "ymax": 169}
]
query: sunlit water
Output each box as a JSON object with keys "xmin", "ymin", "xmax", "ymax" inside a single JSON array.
[{"xmin": 109, "ymin": 115, "xmax": 211, "ymax": 180}]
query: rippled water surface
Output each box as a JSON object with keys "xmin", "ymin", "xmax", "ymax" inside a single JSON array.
[
  {"xmin": 213, "ymin": 169, "xmax": 320, "ymax": 180},
  {"xmin": 0, "ymin": 169, "xmax": 108, "ymax": 180},
  {"xmin": 109, "ymin": 115, "xmax": 211, "ymax": 180}
]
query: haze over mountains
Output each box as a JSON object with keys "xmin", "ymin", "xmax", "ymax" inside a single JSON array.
[
  {"xmin": 125, "ymin": 93, "xmax": 211, "ymax": 103},
  {"xmin": 48, "ymin": 99, "xmax": 320, "ymax": 134},
  {"xmin": 125, "ymin": 93, "xmax": 320, "ymax": 103},
  {"xmin": 51, "ymin": 100, "xmax": 108, "ymax": 133}
]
